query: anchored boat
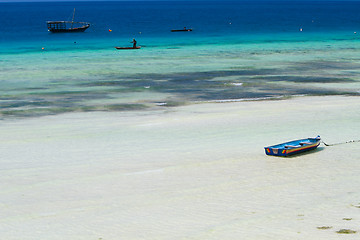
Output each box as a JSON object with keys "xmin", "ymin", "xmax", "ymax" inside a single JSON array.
[
  {"xmin": 264, "ymin": 136, "xmax": 321, "ymax": 157},
  {"xmin": 171, "ymin": 27, "xmax": 192, "ymax": 32},
  {"xmin": 47, "ymin": 8, "xmax": 90, "ymax": 33}
]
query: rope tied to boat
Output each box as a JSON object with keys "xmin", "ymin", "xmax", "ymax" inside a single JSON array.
[{"xmin": 322, "ymin": 139, "xmax": 360, "ymax": 146}]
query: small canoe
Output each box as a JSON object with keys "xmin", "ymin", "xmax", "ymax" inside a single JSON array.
[
  {"xmin": 264, "ymin": 136, "xmax": 321, "ymax": 157},
  {"xmin": 171, "ymin": 29, "xmax": 192, "ymax": 32},
  {"xmin": 115, "ymin": 46, "xmax": 141, "ymax": 50}
]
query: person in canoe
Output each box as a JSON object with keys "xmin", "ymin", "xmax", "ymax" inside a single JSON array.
[
  {"xmin": 114, "ymin": 38, "xmax": 140, "ymax": 50},
  {"xmin": 131, "ymin": 38, "xmax": 137, "ymax": 48}
]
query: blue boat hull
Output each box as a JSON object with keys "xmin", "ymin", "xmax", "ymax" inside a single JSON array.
[{"xmin": 264, "ymin": 136, "xmax": 321, "ymax": 157}]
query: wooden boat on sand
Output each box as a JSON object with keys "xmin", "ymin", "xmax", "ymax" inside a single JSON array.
[{"xmin": 264, "ymin": 136, "xmax": 321, "ymax": 157}]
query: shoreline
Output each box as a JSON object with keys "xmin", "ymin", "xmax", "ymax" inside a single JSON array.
[{"xmin": 1, "ymin": 94, "xmax": 357, "ymax": 121}]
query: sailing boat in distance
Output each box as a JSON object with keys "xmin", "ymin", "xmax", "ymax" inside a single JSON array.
[{"xmin": 47, "ymin": 8, "xmax": 90, "ymax": 33}]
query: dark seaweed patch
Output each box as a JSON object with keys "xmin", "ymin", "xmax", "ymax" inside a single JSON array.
[
  {"xmin": 287, "ymin": 60, "xmax": 360, "ymax": 71},
  {"xmin": 0, "ymin": 103, "xmax": 149, "ymax": 118},
  {"xmin": 336, "ymin": 229, "xmax": 357, "ymax": 234},
  {"xmin": 317, "ymin": 226, "xmax": 332, "ymax": 230},
  {"xmin": 252, "ymin": 76, "xmax": 355, "ymax": 83}
]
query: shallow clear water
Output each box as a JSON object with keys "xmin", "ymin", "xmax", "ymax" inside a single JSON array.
[{"xmin": 1, "ymin": 1, "xmax": 360, "ymax": 118}]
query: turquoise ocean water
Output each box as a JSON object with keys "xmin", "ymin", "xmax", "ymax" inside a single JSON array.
[{"xmin": 1, "ymin": 1, "xmax": 360, "ymax": 119}]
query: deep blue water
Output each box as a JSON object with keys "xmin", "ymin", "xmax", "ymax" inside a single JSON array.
[{"xmin": 2, "ymin": 1, "xmax": 360, "ymax": 45}]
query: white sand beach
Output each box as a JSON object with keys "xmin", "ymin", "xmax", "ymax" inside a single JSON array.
[{"xmin": 1, "ymin": 96, "xmax": 360, "ymax": 240}]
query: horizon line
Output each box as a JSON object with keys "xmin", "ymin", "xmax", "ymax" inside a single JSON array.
[{"xmin": 2, "ymin": 0, "xmax": 360, "ymax": 2}]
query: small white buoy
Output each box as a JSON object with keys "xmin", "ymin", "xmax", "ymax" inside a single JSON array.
[{"xmin": 300, "ymin": 28, "xmax": 303, "ymax": 32}]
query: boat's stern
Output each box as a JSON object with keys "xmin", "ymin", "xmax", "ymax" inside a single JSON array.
[{"xmin": 264, "ymin": 147, "xmax": 288, "ymax": 156}]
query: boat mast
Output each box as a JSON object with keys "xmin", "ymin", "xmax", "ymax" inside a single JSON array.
[{"xmin": 71, "ymin": 8, "xmax": 75, "ymax": 29}]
